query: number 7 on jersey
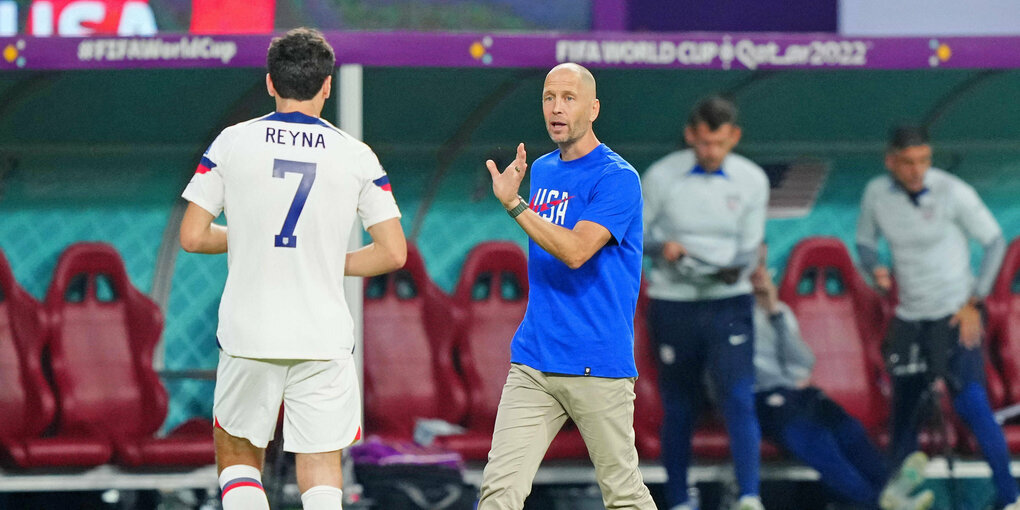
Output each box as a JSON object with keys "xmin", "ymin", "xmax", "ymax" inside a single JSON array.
[{"xmin": 273, "ymin": 159, "xmax": 317, "ymax": 248}]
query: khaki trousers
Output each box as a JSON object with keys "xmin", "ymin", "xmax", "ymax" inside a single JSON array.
[{"xmin": 477, "ymin": 364, "xmax": 656, "ymax": 510}]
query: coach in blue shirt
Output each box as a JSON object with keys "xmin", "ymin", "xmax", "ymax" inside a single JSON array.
[
  {"xmin": 642, "ymin": 96, "xmax": 770, "ymax": 510},
  {"xmin": 477, "ymin": 63, "xmax": 655, "ymax": 510}
]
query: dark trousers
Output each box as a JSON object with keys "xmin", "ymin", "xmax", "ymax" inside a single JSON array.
[
  {"xmin": 885, "ymin": 316, "xmax": 1018, "ymax": 507},
  {"xmin": 649, "ymin": 294, "xmax": 760, "ymax": 507},
  {"xmin": 757, "ymin": 387, "xmax": 888, "ymax": 508}
]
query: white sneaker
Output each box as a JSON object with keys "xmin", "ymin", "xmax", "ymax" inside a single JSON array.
[
  {"xmin": 896, "ymin": 489, "xmax": 935, "ymax": 510},
  {"xmin": 880, "ymin": 451, "xmax": 929, "ymax": 510},
  {"xmin": 736, "ymin": 495, "xmax": 764, "ymax": 510}
]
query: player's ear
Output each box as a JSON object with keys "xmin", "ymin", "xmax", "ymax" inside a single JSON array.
[
  {"xmin": 884, "ymin": 152, "xmax": 896, "ymax": 173},
  {"xmin": 684, "ymin": 126, "xmax": 695, "ymax": 146},
  {"xmin": 266, "ymin": 73, "xmax": 276, "ymax": 97},
  {"xmin": 730, "ymin": 125, "xmax": 742, "ymax": 146},
  {"xmin": 590, "ymin": 98, "xmax": 600, "ymax": 122},
  {"xmin": 321, "ymin": 75, "xmax": 332, "ymax": 99}
]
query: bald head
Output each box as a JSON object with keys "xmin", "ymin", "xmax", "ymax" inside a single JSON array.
[
  {"xmin": 546, "ymin": 63, "xmax": 596, "ymax": 98},
  {"xmin": 542, "ymin": 63, "xmax": 601, "ymax": 154}
]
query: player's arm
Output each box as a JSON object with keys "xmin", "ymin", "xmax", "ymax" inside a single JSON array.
[
  {"xmin": 718, "ymin": 176, "xmax": 769, "ymax": 284},
  {"xmin": 641, "ymin": 168, "xmax": 685, "ymax": 262},
  {"xmin": 515, "ymin": 212, "xmax": 611, "ymax": 270},
  {"xmin": 487, "ymin": 143, "xmax": 611, "ymax": 270},
  {"xmin": 738, "ymin": 177, "xmax": 768, "ymax": 262},
  {"xmin": 951, "ymin": 183, "xmax": 1004, "ymax": 347},
  {"xmin": 772, "ymin": 306, "xmax": 815, "ymax": 386},
  {"xmin": 855, "ymin": 185, "xmax": 891, "ymax": 292},
  {"xmin": 179, "ymin": 202, "xmax": 227, "ymax": 254},
  {"xmin": 345, "ymin": 217, "xmax": 407, "ymax": 277},
  {"xmin": 954, "ymin": 183, "xmax": 1005, "ymax": 301}
]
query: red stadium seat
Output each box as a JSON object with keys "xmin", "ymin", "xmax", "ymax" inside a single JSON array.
[
  {"xmin": 778, "ymin": 237, "xmax": 889, "ymax": 433},
  {"xmin": 781, "ymin": 238, "xmax": 957, "ymax": 454},
  {"xmin": 0, "ymin": 248, "xmax": 112, "ymax": 468},
  {"xmin": 985, "ymin": 237, "xmax": 1020, "ymax": 451},
  {"xmin": 44, "ymin": 243, "xmax": 213, "ymax": 467},
  {"xmin": 362, "ymin": 244, "xmax": 467, "ymax": 441},
  {"xmin": 437, "ymin": 242, "xmax": 587, "ymax": 460}
]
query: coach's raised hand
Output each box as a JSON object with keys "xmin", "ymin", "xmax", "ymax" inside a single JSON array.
[{"xmin": 486, "ymin": 142, "xmax": 528, "ymax": 209}]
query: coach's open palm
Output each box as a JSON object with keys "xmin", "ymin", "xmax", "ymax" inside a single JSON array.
[{"xmin": 486, "ymin": 142, "xmax": 528, "ymax": 209}]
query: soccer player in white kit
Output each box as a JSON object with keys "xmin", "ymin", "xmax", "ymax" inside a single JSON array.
[{"xmin": 179, "ymin": 28, "xmax": 406, "ymax": 510}]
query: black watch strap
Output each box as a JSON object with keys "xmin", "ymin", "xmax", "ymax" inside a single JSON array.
[{"xmin": 507, "ymin": 196, "xmax": 528, "ymax": 218}]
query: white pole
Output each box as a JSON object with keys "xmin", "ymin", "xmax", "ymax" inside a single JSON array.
[
  {"xmin": 337, "ymin": 64, "xmax": 365, "ymax": 427},
  {"xmin": 338, "ymin": 64, "xmax": 363, "ymax": 140}
]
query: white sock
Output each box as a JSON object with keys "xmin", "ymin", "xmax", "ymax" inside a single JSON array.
[
  {"xmin": 301, "ymin": 485, "xmax": 343, "ymax": 510},
  {"xmin": 218, "ymin": 464, "xmax": 269, "ymax": 510}
]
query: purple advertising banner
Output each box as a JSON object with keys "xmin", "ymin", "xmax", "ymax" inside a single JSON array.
[{"xmin": 3, "ymin": 31, "xmax": 1020, "ymax": 71}]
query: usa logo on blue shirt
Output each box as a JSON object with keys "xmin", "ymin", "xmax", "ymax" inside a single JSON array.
[{"xmin": 530, "ymin": 188, "xmax": 574, "ymax": 226}]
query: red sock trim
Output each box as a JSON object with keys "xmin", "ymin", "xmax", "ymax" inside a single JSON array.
[{"xmin": 221, "ymin": 478, "xmax": 264, "ymax": 497}]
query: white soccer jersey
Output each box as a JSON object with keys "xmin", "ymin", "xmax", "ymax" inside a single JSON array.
[{"xmin": 182, "ymin": 111, "xmax": 401, "ymax": 360}]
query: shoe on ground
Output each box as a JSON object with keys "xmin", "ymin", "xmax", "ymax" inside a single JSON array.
[
  {"xmin": 894, "ymin": 489, "xmax": 934, "ymax": 510},
  {"xmin": 880, "ymin": 451, "xmax": 929, "ymax": 510},
  {"xmin": 736, "ymin": 495, "xmax": 764, "ymax": 510}
]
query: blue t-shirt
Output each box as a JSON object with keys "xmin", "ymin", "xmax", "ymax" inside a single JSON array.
[{"xmin": 511, "ymin": 143, "xmax": 643, "ymax": 378}]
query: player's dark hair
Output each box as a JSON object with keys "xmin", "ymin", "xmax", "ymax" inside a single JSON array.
[
  {"xmin": 887, "ymin": 125, "xmax": 930, "ymax": 152},
  {"xmin": 687, "ymin": 96, "xmax": 738, "ymax": 130},
  {"xmin": 267, "ymin": 28, "xmax": 335, "ymax": 101}
]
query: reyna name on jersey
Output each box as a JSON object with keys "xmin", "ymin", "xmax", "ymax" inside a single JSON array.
[{"xmin": 265, "ymin": 127, "xmax": 327, "ymax": 149}]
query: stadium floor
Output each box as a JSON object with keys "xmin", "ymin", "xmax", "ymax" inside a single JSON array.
[{"xmin": 0, "ymin": 459, "xmax": 1012, "ymax": 510}]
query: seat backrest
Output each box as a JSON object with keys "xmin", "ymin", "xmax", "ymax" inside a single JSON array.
[
  {"xmin": 778, "ymin": 237, "xmax": 888, "ymax": 430},
  {"xmin": 988, "ymin": 237, "xmax": 1020, "ymax": 404},
  {"xmin": 453, "ymin": 242, "xmax": 529, "ymax": 430},
  {"xmin": 363, "ymin": 244, "xmax": 466, "ymax": 438},
  {"xmin": 0, "ymin": 248, "xmax": 54, "ymax": 439},
  {"xmin": 44, "ymin": 243, "xmax": 166, "ymax": 439}
]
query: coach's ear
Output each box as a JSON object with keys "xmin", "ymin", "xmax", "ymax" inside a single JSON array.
[
  {"xmin": 321, "ymin": 75, "xmax": 332, "ymax": 99},
  {"xmin": 266, "ymin": 73, "xmax": 277, "ymax": 97}
]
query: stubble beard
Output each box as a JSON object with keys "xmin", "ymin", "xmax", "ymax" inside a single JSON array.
[{"xmin": 549, "ymin": 122, "xmax": 586, "ymax": 146}]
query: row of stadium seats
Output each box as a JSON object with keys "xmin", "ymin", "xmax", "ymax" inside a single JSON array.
[
  {"xmin": 0, "ymin": 243, "xmax": 214, "ymax": 469},
  {"xmin": 989, "ymin": 238, "xmax": 1020, "ymax": 451},
  {"xmin": 3, "ymin": 236, "xmax": 1018, "ymax": 468},
  {"xmin": 363, "ymin": 236, "xmax": 1020, "ymax": 462},
  {"xmin": 363, "ymin": 242, "xmax": 586, "ymax": 459}
]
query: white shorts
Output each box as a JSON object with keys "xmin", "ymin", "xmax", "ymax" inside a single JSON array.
[{"xmin": 213, "ymin": 351, "xmax": 362, "ymax": 453}]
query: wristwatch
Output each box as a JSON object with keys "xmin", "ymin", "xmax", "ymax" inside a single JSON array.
[{"xmin": 507, "ymin": 196, "xmax": 528, "ymax": 219}]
